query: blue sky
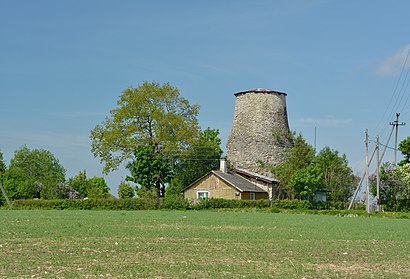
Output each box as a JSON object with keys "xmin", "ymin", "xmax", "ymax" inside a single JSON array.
[{"xmin": 1, "ymin": 0, "xmax": 410, "ymax": 196}]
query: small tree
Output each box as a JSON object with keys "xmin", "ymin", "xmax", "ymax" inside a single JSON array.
[
  {"xmin": 126, "ymin": 145, "xmax": 171, "ymax": 197},
  {"xmin": 290, "ymin": 164, "xmax": 323, "ymax": 198},
  {"xmin": 167, "ymin": 128, "xmax": 223, "ymax": 196},
  {"xmin": 68, "ymin": 170, "xmax": 88, "ymax": 198},
  {"xmin": 118, "ymin": 181, "xmax": 135, "ymax": 198},
  {"xmin": 87, "ymin": 177, "xmax": 110, "ymax": 199},
  {"xmin": 370, "ymin": 163, "xmax": 404, "ymax": 211},
  {"xmin": 315, "ymin": 146, "xmax": 357, "ymax": 202},
  {"xmin": 398, "ymin": 136, "xmax": 410, "ymax": 165},
  {"xmin": 2, "ymin": 146, "xmax": 66, "ymax": 200},
  {"xmin": 271, "ymin": 134, "xmax": 315, "ymax": 198}
]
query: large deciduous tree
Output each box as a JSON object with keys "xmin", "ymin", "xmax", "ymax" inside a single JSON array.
[
  {"xmin": 126, "ymin": 145, "xmax": 172, "ymax": 197},
  {"xmin": 90, "ymin": 81, "xmax": 200, "ymax": 174},
  {"xmin": 2, "ymin": 145, "xmax": 66, "ymax": 200},
  {"xmin": 314, "ymin": 146, "xmax": 357, "ymax": 202},
  {"xmin": 166, "ymin": 128, "xmax": 223, "ymax": 196},
  {"xmin": 271, "ymin": 134, "xmax": 315, "ymax": 198},
  {"xmin": 370, "ymin": 162, "xmax": 410, "ymax": 211},
  {"xmin": 290, "ymin": 164, "xmax": 322, "ymax": 197}
]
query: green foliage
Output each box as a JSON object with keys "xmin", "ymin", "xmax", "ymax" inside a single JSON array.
[
  {"xmin": 272, "ymin": 127, "xmax": 294, "ymax": 145},
  {"xmin": 2, "ymin": 146, "xmax": 66, "ymax": 200},
  {"xmin": 290, "ymin": 164, "xmax": 323, "ymax": 197},
  {"xmin": 90, "ymin": 81, "xmax": 200, "ymax": 174},
  {"xmin": 10, "ymin": 198, "xmax": 154, "ymax": 210},
  {"xmin": 135, "ymin": 187, "xmax": 161, "ymax": 208},
  {"xmin": 118, "ymin": 181, "xmax": 135, "ymax": 198},
  {"xmin": 370, "ymin": 163, "xmax": 410, "ymax": 211},
  {"xmin": 161, "ymin": 195, "xmax": 191, "ymax": 210},
  {"xmin": 314, "ymin": 146, "xmax": 357, "ymax": 202},
  {"xmin": 398, "ymin": 136, "xmax": 410, "ymax": 165},
  {"xmin": 67, "ymin": 171, "xmax": 109, "ymax": 199},
  {"xmin": 271, "ymin": 133, "xmax": 315, "ymax": 198},
  {"xmin": 68, "ymin": 170, "xmax": 88, "ymax": 198},
  {"xmin": 126, "ymin": 145, "xmax": 171, "ymax": 197},
  {"xmin": 168, "ymin": 128, "xmax": 223, "ymax": 195},
  {"xmin": 270, "ymin": 199, "xmax": 312, "ymax": 210},
  {"xmin": 87, "ymin": 177, "xmax": 110, "ymax": 199},
  {"xmin": 0, "ymin": 149, "xmax": 6, "ymax": 179},
  {"xmin": 192, "ymin": 198, "xmax": 271, "ymax": 210}
]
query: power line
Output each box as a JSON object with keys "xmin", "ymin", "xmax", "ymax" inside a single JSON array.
[{"xmin": 374, "ymin": 47, "xmax": 410, "ymax": 138}]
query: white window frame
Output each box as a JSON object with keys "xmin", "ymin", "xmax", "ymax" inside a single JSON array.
[
  {"xmin": 249, "ymin": 192, "xmax": 256, "ymax": 200},
  {"xmin": 197, "ymin": 191, "xmax": 209, "ymax": 199}
]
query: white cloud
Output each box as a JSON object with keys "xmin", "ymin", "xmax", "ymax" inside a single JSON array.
[
  {"xmin": 295, "ymin": 116, "xmax": 352, "ymax": 127},
  {"xmin": 377, "ymin": 44, "xmax": 410, "ymax": 76}
]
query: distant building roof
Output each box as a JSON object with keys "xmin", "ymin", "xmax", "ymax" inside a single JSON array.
[
  {"xmin": 234, "ymin": 88, "xmax": 287, "ymax": 97},
  {"xmin": 234, "ymin": 168, "xmax": 279, "ymax": 184}
]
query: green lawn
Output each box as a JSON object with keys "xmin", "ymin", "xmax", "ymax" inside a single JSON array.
[{"xmin": 0, "ymin": 210, "xmax": 409, "ymax": 278}]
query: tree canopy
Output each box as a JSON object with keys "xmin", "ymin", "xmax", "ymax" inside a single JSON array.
[
  {"xmin": 118, "ymin": 181, "xmax": 135, "ymax": 199},
  {"xmin": 398, "ymin": 136, "xmax": 410, "ymax": 165},
  {"xmin": 271, "ymin": 134, "xmax": 315, "ymax": 198},
  {"xmin": 167, "ymin": 128, "xmax": 223, "ymax": 196},
  {"xmin": 68, "ymin": 170, "xmax": 109, "ymax": 199},
  {"xmin": 290, "ymin": 164, "xmax": 322, "ymax": 197},
  {"xmin": 0, "ymin": 149, "xmax": 6, "ymax": 179},
  {"xmin": 90, "ymin": 81, "xmax": 200, "ymax": 174},
  {"xmin": 370, "ymin": 162, "xmax": 410, "ymax": 211},
  {"xmin": 271, "ymin": 134, "xmax": 356, "ymax": 203},
  {"xmin": 315, "ymin": 146, "xmax": 357, "ymax": 202},
  {"xmin": 2, "ymin": 145, "xmax": 66, "ymax": 200},
  {"xmin": 126, "ymin": 144, "xmax": 172, "ymax": 197}
]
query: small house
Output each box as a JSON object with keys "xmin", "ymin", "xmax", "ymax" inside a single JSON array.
[{"xmin": 183, "ymin": 160, "xmax": 278, "ymax": 202}]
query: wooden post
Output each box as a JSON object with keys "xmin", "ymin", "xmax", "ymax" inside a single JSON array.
[
  {"xmin": 365, "ymin": 129, "xmax": 370, "ymax": 213},
  {"xmin": 376, "ymin": 135, "xmax": 381, "ymax": 212}
]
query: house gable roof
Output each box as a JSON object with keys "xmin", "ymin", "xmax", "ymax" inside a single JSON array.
[
  {"xmin": 233, "ymin": 168, "xmax": 279, "ymax": 184},
  {"xmin": 211, "ymin": 171, "xmax": 267, "ymax": 193},
  {"xmin": 182, "ymin": 170, "xmax": 267, "ymax": 193}
]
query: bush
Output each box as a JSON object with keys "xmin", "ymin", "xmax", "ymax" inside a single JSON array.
[
  {"xmin": 191, "ymin": 198, "xmax": 270, "ymax": 210},
  {"xmin": 161, "ymin": 195, "xmax": 191, "ymax": 210},
  {"xmin": 10, "ymin": 198, "xmax": 160, "ymax": 210},
  {"xmin": 271, "ymin": 199, "xmax": 311, "ymax": 210}
]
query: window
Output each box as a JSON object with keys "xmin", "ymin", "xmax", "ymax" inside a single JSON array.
[
  {"xmin": 249, "ymin": 192, "xmax": 256, "ymax": 200},
  {"xmin": 197, "ymin": 191, "xmax": 209, "ymax": 199}
]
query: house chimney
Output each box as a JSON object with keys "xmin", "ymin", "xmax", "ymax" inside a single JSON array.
[{"xmin": 220, "ymin": 158, "xmax": 227, "ymax": 173}]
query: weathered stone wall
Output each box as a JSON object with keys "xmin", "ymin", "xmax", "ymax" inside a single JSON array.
[{"xmin": 226, "ymin": 89, "xmax": 292, "ymax": 175}]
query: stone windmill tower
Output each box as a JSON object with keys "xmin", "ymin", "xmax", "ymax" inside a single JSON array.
[{"xmin": 226, "ymin": 88, "xmax": 292, "ymax": 174}]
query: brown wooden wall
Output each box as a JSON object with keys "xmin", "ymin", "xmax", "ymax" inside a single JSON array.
[
  {"xmin": 241, "ymin": 192, "xmax": 269, "ymax": 200},
  {"xmin": 184, "ymin": 173, "xmax": 239, "ymax": 201},
  {"xmin": 184, "ymin": 173, "xmax": 269, "ymax": 201}
]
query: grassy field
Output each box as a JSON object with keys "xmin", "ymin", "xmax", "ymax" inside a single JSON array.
[{"xmin": 0, "ymin": 210, "xmax": 409, "ymax": 278}]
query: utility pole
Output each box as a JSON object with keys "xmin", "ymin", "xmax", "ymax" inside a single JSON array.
[
  {"xmin": 376, "ymin": 135, "xmax": 381, "ymax": 212},
  {"xmin": 0, "ymin": 183, "xmax": 11, "ymax": 208},
  {"xmin": 365, "ymin": 129, "xmax": 370, "ymax": 213},
  {"xmin": 314, "ymin": 127, "xmax": 317, "ymax": 153},
  {"xmin": 390, "ymin": 113, "xmax": 405, "ymax": 165},
  {"xmin": 348, "ymin": 125, "xmax": 394, "ymax": 210}
]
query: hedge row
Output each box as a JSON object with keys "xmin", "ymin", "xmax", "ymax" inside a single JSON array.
[{"xmin": 8, "ymin": 197, "xmax": 317, "ymax": 211}]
